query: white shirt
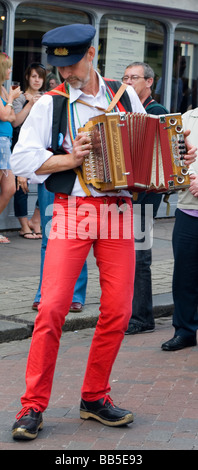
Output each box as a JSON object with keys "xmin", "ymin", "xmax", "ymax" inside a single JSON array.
[
  {"xmin": 177, "ymin": 108, "xmax": 198, "ymax": 210},
  {"xmin": 10, "ymin": 73, "xmax": 145, "ymax": 197}
]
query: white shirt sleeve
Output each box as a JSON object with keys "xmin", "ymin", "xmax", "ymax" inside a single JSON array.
[
  {"xmin": 125, "ymin": 85, "xmax": 146, "ymax": 114},
  {"xmin": 10, "ymin": 94, "xmax": 54, "ymax": 184}
]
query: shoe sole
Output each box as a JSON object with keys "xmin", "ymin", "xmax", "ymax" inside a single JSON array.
[
  {"xmin": 12, "ymin": 421, "xmax": 43, "ymax": 440},
  {"xmin": 69, "ymin": 309, "xmax": 82, "ymax": 312},
  {"xmin": 80, "ymin": 410, "xmax": 134, "ymax": 427},
  {"xmin": 125, "ymin": 329, "xmax": 155, "ymax": 335},
  {"xmin": 162, "ymin": 344, "xmax": 196, "ymax": 351}
]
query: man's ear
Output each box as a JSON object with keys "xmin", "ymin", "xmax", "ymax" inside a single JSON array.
[
  {"xmin": 146, "ymin": 77, "xmax": 153, "ymax": 89},
  {"xmin": 87, "ymin": 46, "xmax": 95, "ymax": 62}
]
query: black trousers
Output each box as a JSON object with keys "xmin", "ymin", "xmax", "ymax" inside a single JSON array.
[{"xmin": 172, "ymin": 208, "xmax": 198, "ymax": 338}]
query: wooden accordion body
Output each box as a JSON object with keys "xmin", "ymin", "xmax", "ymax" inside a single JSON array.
[{"xmin": 80, "ymin": 112, "xmax": 190, "ymax": 193}]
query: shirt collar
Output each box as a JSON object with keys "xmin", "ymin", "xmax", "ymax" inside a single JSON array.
[
  {"xmin": 69, "ymin": 71, "xmax": 106, "ymax": 104},
  {"xmin": 143, "ymin": 95, "xmax": 154, "ymax": 108}
]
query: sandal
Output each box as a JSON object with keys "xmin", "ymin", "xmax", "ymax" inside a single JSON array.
[
  {"xmin": 0, "ymin": 234, "xmax": 10, "ymax": 243},
  {"xmin": 34, "ymin": 232, "xmax": 42, "ymax": 239},
  {"xmin": 19, "ymin": 232, "xmax": 37, "ymax": 239}
]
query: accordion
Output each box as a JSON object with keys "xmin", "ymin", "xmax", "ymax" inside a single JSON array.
[{"xmin": 79, "ymin": 112, "xmax": 190, "ymax": 193}]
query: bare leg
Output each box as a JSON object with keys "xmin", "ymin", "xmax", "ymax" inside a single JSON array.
[
  {"xmin": 28, "ymin": 207, "xmax": 42, "ymax": 238},
  {"xmin": 0, "ymin": 170, "xmax": 15, "ymax": 214},
  {"xmin": 18, "ymin": 216, "xmax": 37, "ymax": 239}
]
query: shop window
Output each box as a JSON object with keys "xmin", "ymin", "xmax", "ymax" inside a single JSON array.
[
  {"xmin": 13, "ymin": 3, "xmax": 91, "ymax": 89},
  {"xmin": 171, "ymin": 24, "xmax": 198, "ymax": 113},
  {"xmin": 0, "ymin": 2, "xmax": 6, "ymax": 51},
  {"xmin": 98, "ymin": 15, "xmax": 166, "ymax": 94}
]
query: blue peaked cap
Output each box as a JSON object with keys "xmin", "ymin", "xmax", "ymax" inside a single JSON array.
[{"xmin": 42, "ymin": 23, "xmax": 96, "ymax": 67}]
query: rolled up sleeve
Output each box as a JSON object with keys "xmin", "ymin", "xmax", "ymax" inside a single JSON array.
[{"xmin": 10, "ymin": 94, "xmax": 54, "ymax": 183}]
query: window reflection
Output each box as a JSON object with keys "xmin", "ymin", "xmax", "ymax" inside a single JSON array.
[
  {"xmin": 0, "ymin": 2, "xmax": 6, "ymax": 51},
  {"xmin": 13, "ymin": 3, "xmax": 91, "ymax": 88},
  {"xmin": 155, "ymin": 23, "xmax": 198, "ymax": 113},
  {"xmin": 99, "ymin": 15, "xmax": 165, "ymax": 94}
]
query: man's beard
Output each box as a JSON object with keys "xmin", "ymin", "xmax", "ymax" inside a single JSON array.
[{"xmin": 66, "ymin": 71, "xmax": 90, "ymax": 90}]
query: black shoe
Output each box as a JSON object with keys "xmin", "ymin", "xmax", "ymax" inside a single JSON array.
[
  {"xmin": 161, "ymin": 335, "xmax": 197, "ymax": 351},
  {"xmin": 125, "ymin": 323, "xmax": 155, "ymax": 335},
  {"xmin": 12, "ymin": 408, "xmax": 43, "ymax": 440},
  {"xmin": 80, "ymin": 395, "xmax": 134, "ymax": 427}
]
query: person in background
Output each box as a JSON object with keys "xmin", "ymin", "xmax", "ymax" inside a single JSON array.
[
  {"xmin": 0, "ymin": 52, "xmax": 21, "ymax": 243},
  {"xmin": 48, "ymin": 74, "xmax": 59, "ymax": 90},
  {"xmin": 12, "ymin": 62, "xmax": 86, "ymax": 311},
  {"xmin": 46, "ymin": 65, "xmax": 61, "ymax": 91},
  {"xmin": 122, "ymin": 62, "xmax": 169, "ymax": 335},
  {"xmin": 12, "ymin": 63, "xmax": 46, "ymax": 239},
  {"xmin": 161, "ymin": 107, "xmax": 198, "ymax": 351}
]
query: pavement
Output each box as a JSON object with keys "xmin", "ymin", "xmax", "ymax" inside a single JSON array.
[
  {"xmin": 1, "ymin": 217, "xmax": 198, "ymax": 453},
  {"xmin": 0, "ymin": 217, "xmax": 174, "ymax": 343}
]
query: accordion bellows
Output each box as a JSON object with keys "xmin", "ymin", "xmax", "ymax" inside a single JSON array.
[{"xmin": 80, "ymin": 112, "xmax": 190, "ymax": 193}]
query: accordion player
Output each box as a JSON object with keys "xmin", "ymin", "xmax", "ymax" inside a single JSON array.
[{"xmin": 79, "ymin": 112, "xmax": 190, "ymax": 193}]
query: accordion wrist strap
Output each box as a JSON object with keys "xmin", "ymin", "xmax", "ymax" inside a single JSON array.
[{"xmin": 106, "ymin": 83, "xmax": 127, "ymax": 112}]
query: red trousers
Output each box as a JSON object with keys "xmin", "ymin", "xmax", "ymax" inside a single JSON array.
[{"xmin": 21, "ymin": 195, "xmax": 135, "ymax": 411}]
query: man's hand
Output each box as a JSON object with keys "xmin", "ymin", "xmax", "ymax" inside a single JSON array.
[
  {"xmin": 189, "ymin": 174, "xmax": 198, "ymax": 197},
  {"xmin": 16, "ymin": 176, "xmax": 29, "ymax": 194},
  {"xmin": 36, "ymin": 132, "xmax": 91, "ymax": 175},
  {"xmin": 183, "ymin": 129, "xmax": 197, "ymax": 165},
  {"xmin": 70, "ymin": 132, "xmax": 92, "ymax": 168}
]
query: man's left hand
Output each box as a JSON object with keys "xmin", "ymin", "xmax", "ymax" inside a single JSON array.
[
  {"xmin": 189, "ymin": 174, "xmax": 198, "ymax": 197},
  {"xmin": 183, "ymin": 129, "xmax": 197, "ymax": 165}
]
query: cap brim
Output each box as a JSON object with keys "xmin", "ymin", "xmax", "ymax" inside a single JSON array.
[{"xmin": 47, "ymin": 53, "xmax": 85, "ymax": 67}]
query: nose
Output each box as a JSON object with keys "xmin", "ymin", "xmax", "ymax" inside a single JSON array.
[{"xmin": 58, "ymin": 66, "xmax": 72, "ymax": 79}]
